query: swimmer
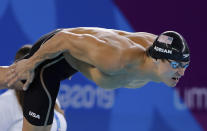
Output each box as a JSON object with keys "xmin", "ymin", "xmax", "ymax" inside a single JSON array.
[{"xmin": 2, "ymin": 27, "xmax": 190, "ymax": 130}]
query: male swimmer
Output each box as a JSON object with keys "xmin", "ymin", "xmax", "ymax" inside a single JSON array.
[{"xmin": 1, "ymin": 27, "xmax": 190, "ymax": 130}]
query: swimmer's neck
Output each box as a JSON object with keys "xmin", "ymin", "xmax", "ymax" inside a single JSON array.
[{"xmin": 138, "ymin": 55, "xmax": 161, "ymax": 83}]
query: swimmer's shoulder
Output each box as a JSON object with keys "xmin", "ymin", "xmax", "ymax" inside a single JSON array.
[
  {"xmin": 62, "ymin": 27, "xmax": 156, "ymax": 50},
  {"xmin": 124, "ymin": 32, "xmax": 157, "ymax": 48},
  {"xmin": 89, "ymin": 28, "xmax": 158, "ymax": 48}
]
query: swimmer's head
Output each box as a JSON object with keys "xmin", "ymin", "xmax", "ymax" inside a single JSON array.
[
  {"xmin": 15, "ymin": 44, "xmax": 32, "ymax": 60},
  {"xmin": 154, "ymin": 59, "xmax": 189, "ymax": 87},
  {"xmin": 147, "ymin": 31, "xmax": 190, "ymax": 62},
  {"xmin": 147, "ymin": 31, "xmax": 190, "ymax": 87}
]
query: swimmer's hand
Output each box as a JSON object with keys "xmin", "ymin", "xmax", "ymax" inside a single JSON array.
[{"xmin": 5, "ymin": 59, "xmax": 35, "ymax": 91}]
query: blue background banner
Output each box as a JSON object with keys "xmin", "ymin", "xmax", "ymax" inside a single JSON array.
[{"xmin": 0, "ymin": 0, "xmax": 206, "ymax": 131}]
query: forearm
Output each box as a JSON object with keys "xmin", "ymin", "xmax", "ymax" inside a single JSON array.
[
  {"xmin": 0, "ymin": 66, "xmax": 24, "ymax": 89},
  {"xmin": 0, "ymin": 80, "xmax": 6, "ymax": 89},
  {"xmin": 0, "ymin": 66, "xmax": 8, "ymax": 89},
  {"xmin": 28, "ymin": 32, "xmax": 68, "ymax": 69}
]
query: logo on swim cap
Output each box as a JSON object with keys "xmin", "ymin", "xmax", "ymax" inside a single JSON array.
[
  {"xmin": 157, "ymin": 35, "xmax": 173, "ymax": 45},
  {"xmin": 154, "ymin": 46, "xmax": 172, "ymax": 54},
  {"xmin": 183, "ymin": 54, "xmax": 189, "ymax": 58},
  {"xmin": 148, "ymin": 31, "xmax": 190, "ymax": 62}
]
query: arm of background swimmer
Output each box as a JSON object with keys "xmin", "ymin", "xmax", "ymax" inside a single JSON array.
[{"xmin": 28, "ymin": 30, "xmax": 124, "ymax": 74}]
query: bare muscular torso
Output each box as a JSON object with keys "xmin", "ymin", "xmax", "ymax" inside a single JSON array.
[{"xmin": 63, "ymin": 27, "xmax": 157, "ymax": 89}]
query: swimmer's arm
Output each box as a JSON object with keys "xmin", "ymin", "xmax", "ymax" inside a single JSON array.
[
  {"xmin": 28, "ymin": 30, "xmax": 125, "ymax": 74},
  {"xmin": 0, "ymin": 66, "xmax": 8, "ymax": 89},
  {"xmin": 0, "ymin": 66, "xmax": 23, "ymax": 90}
]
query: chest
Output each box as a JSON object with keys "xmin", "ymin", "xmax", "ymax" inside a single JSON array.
[
  {"xmin": 100, "ymin": 69, "xmax": 148, "ymax": 88},
  {"xmin": 64, "ymin": 54, "xmax": 148, "ymax": 89}
]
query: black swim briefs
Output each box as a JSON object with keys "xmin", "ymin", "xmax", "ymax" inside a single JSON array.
[{"xmin": 22, "ymin": 29, "xmax": 77, "ymax": 126}]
